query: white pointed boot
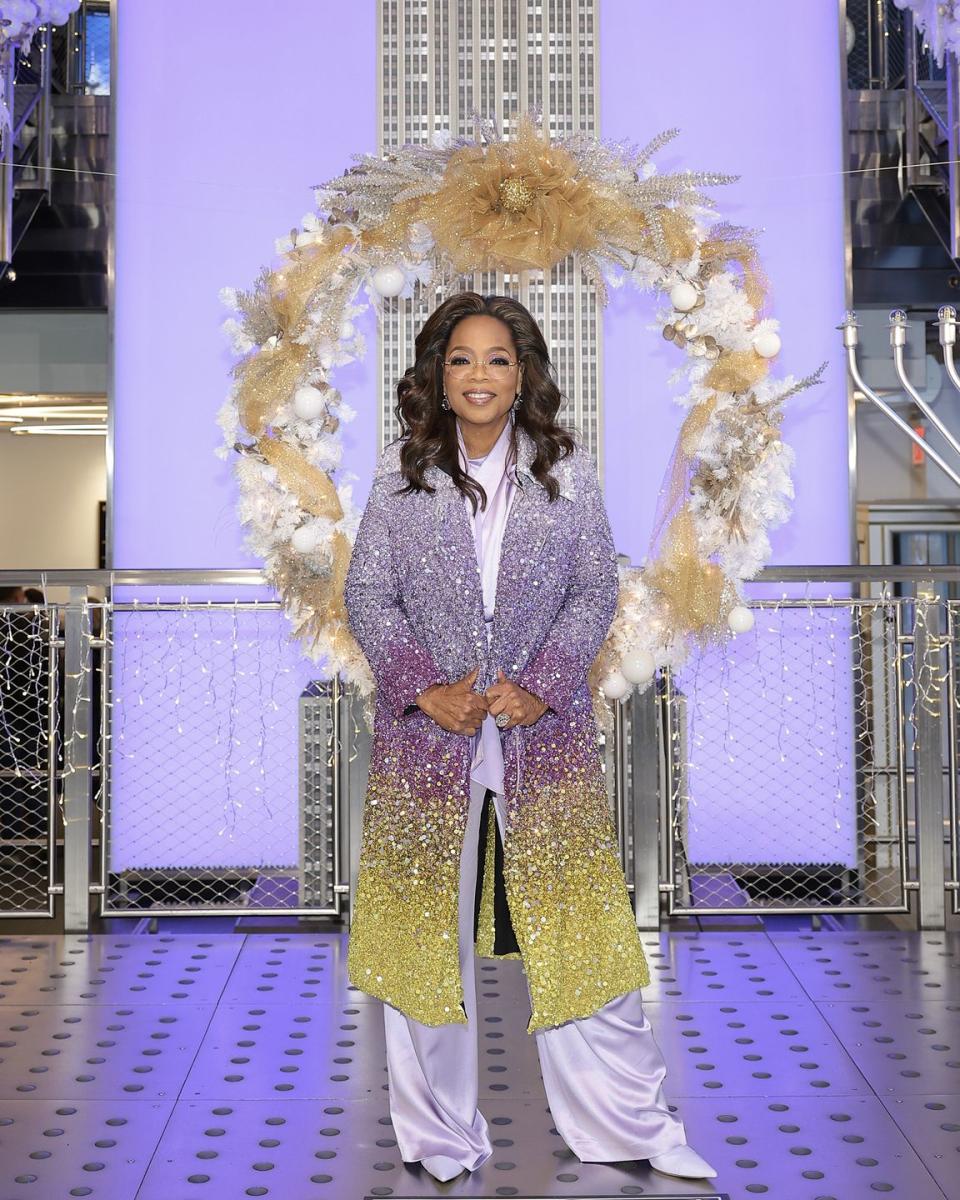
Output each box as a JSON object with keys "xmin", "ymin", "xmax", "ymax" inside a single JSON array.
[
  {"xmin": 421, "ymin": 1154, "xmax": 466, "ymax": 1181},
  {"xmin": 649, "ymin": 1143, "xmax": 718, "ymax": 1179}
]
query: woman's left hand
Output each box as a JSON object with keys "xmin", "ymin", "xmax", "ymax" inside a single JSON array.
[{"xmin": 484, "ymin": 668, "xmax": 549, "ymax": 729}]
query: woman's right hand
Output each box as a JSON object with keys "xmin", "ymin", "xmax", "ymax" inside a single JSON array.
[{"xmin": 416, "ymin": 665, "xmax": 489, "ymax": 735}]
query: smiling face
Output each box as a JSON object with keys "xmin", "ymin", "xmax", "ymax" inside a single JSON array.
[{"xmin": 442, "ymin": 314, "xmax": 524, "ymax": 432}]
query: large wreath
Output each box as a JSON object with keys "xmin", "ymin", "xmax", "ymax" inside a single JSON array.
[{"xmin": 216, "ymin": 109, "xmax": 824, "ymax": 735}]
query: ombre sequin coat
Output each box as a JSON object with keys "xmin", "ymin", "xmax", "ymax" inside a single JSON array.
[{"xmin": 343, "ymin": 423, "xmax": 651, "ymax": 1033}]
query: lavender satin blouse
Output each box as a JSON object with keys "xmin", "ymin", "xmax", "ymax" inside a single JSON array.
[{"xmin": 455, "ymin": 415, "xmax": 519, "ymax": 797}]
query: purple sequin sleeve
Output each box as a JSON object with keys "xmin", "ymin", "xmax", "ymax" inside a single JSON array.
[
  {"xmin": 515, "ymin": 452, "xmax": 619, "ymax": 715},
  {"xmin": 344, "ymin": 472, "xmax": 448, "ymax": 720}
]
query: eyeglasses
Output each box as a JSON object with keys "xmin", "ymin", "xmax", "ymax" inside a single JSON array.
[{"xmin": 439, "ymin": 352, "xmax": 520, "ymax": 380}]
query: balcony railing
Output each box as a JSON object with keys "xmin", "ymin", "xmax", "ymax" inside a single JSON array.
[{"xmin": 1, "ymin": 565, "xmax": 958, "ymax": 932}]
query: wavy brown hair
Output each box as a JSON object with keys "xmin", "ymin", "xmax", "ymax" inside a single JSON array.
[{"xmin": 391, "ymin": 292, "xmax": 576, "ymax": 514}]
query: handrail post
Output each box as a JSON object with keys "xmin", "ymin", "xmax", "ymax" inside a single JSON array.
[
  {"xmin": 37, "ymin": 20, "xmax": 53, "ymax": 198},
  {"xmin": 904, "ymin": 7, "xmax": 920, "ymax": 190},
  {"xmin": 630, "ymin": 680, "xmax": 661, "ymax": 930},
  {"xmin": 948, "ymin": 50, "xmax": 960, "ymax": 259},
  {"xmin": 345, "ymin": 680, "xmax": 371, "ymax": 930},
  {"xmin": 914, "ymin": 580, "xmax": 947, "ymax": 928},
  {"xmin": 0, "ymin": 42, "xmax": 14, "ymax": 272},
  {"xmin": 62, "ymin": 586, "xmax": 93, "ymax": 931}
]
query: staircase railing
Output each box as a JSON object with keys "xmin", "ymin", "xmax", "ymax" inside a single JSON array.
[
  {"xmin": 902, "ymin": 6, "xmax": 960, "ymax": 262},
  {"xmin": 0, "ymin": 30, "xmax": 52, "ymax": 283}
]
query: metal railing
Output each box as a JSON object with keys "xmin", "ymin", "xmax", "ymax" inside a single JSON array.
[
  {"xmin": 1, "ymin": 1, "xmax": 105, "ymax": 283},
  {"xmin": 0, "ymin": 571, "xmax": 364, "ymax": 929},
  {"xmin": 0, "ymin": 25, "xmax": 53, "ymax": 277},
  {"xmin": 654, "ymin": 566, "xmax": 958, "ymax": 926},
  {"xmin": 948, "ymin": 598, "xmax": 960, "ymax": 915},
  {"xmin": 1, "ymin": 566, "xmax": 957, "ymax": 931}
]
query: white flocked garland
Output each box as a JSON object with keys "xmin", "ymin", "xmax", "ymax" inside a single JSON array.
[{"xmin": 216, "ymin": 109, "xmax": 825, "ymax": 734}]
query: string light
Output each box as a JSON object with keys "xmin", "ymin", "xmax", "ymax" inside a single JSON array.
[
  {"xmin": 661, "ymin": 581, "xmax": 950, "ymax": 911},
  {"xmin": 2, "ymin": 579, "xmax": 955, "ymax": 915}
]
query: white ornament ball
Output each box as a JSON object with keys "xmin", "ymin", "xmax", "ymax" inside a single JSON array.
[
  {"xmin": 727, "ymin": 604, "xmax": 755, "ymax": 634},
  {"xmin": 340, "ymin": 319, "xmax": 355, "ymax": 340},
  {"xmin": 371, "ymin": 265, "xmax": 406, "ymax": 297},
  {"xmin": 620, "ymin": 649, "xmax": 656, "ymax": 684},
  {"xmin": 600, "ymin": 669, "xmax": 632, "ymax": 701},
  {"xmin": 669, "ymin": 281, "xmax": 699, "ymax": 312},
  {"xmin": 291, "ymin": 523, "xmax": 322, "ymax": 554},
  {"xmin": 293, "ymin": 386, "xmax": 327, "ymax": 421},
  {"xmin": 752, "ymin": 330, "xmax": 781, "ymax": 358}
]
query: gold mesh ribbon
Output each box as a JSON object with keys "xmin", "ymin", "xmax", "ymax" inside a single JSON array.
[
  {"xmin": 257, "ymin": 435, "xmax": 352, "ymax": 658},
  {"xmin": 700, "ymin": 226, "xmax": 768, "ymax": 312},
  {"xmin": 703, "ymin": 349, "xmax": 770, "ymax": 396},
  {"xmin": 270, "ymin": 225, "xmax": 355, "ymax": 339},
  {"xmin": 272, "ymin": 529, "xmax": 352, "ymax": 640},
  {"xmin": 356, "ymin": 111, "xmax": 684, "ymax": 275},
  {"xmin": 415, "ymin": 113, "xmax": 598, "ymax": 272},
  {"xmin": 359, "ymin": 197, "xmax": 421, "ymax": 257},
  {"xmin": 356, "ymin": 114, "xmax": 703, "ymax": 278},
  {"xmin": 649, "ymin": 396, "xmax": 718, "ymax": 550},
  {"xmin": 237, "ymin": 341, "xmax": 309, "ymax": 437},
  {"xmin": 233, "ymin": 226, "xmax": 356, "ymax": 438},
  {"xmin": 645, "ymin": 506, "xmax": 726, "ymax": 634},
  {"xmin": 643, "ymin": 395, "xmax": 731, "ymax": 639},
  {"xmin": 258, "ymin": 436, "xmax": 343, "ymax": 521}
]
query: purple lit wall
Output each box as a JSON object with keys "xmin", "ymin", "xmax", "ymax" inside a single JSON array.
[
  {"xmin": 111, "ymin": 0, "xmax": 377, "ymax": 870},
  {"xmin": 598, "ymin": 3, "xmax": 853, "ymax": 870},
  {"xmin": 600, "ymin": 2, "xmax": 848, "ymax": 568},
  {"xmin": 112, "ymin": 0, "xmax": 379, "ymax": 571}
]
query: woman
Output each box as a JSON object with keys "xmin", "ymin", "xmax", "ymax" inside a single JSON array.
[{"xmin": 344, "ymin": 292, "xmax": 717, "ymax": 1184}]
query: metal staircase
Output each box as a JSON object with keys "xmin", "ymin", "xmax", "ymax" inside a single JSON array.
[
  {"xmin": 0, "ymin": 5, "xmax": 108, "ymax": 308},
  {"xmin": 846, "ymin": 0, "xmax": 960, "ymax": 305}
]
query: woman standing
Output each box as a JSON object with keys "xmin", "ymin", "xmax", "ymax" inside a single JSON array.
[{"xmin": 344, "ymin": 292, "xmax": 717, "ymax": 1184}]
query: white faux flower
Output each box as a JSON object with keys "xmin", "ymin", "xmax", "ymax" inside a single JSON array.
[{"xmin": 691, "ymin": 272, "xmax": 755, "ymax": 349}]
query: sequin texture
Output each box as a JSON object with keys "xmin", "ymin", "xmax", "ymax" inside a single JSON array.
[{"xmin": 343, "ymin": 424, "xmax": 650, "ymax": 1031}]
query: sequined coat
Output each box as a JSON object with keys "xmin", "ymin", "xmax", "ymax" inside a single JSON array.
[{"xmin": 344, "ymin": 423, "xmax": 651, "ymax": 1033}]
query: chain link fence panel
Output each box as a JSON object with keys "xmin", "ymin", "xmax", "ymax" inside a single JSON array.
[
  {"xmin": 663, "ymin": 592, "xmax": 910, "ymax": 915},
  {"xmin": 99, "ymin": 598, "xmax": 351, "ymax": 917},
  {"xmin": 1, "ymin": 571, "xmax": 957, "ymax": 926},
  {"xmin": 0, "ymin": 602, "xmax": 57, "ymax": 916}
]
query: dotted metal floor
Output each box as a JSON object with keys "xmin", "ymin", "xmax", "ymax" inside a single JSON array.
[{"xmin": 0, "ymin": 929, "xmax": 956, "ymax": 1198}]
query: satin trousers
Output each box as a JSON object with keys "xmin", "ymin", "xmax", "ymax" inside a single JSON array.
[{"xmin": 382, "ymin": 777, "xmax": 689, "ymax": 1168}]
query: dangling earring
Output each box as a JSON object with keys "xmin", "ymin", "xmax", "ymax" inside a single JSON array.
[
  {"xmin": 440, "ymin": 392, "xmax": 450, "ymax": 411},
  {"xmin": 513, "ymin": 391, "xmax": 523, "ymax": 408}
]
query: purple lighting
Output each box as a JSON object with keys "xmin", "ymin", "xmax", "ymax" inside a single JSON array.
[
  {"xmin": 112, "ymin": 0, "xmax": 378, "ymax": 570},
  {"xmin": 600, "ymin": 1, "xmax": 849, "ymax": 567}
]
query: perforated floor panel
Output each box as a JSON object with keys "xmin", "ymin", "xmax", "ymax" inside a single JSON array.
[
  {"xmin": 766, "ymin": 931, "xmax": 960, "ymax": 1001},
  {"xmin": 0, "ymin": 929, "xmax": 955, "ymax": 1199}
]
